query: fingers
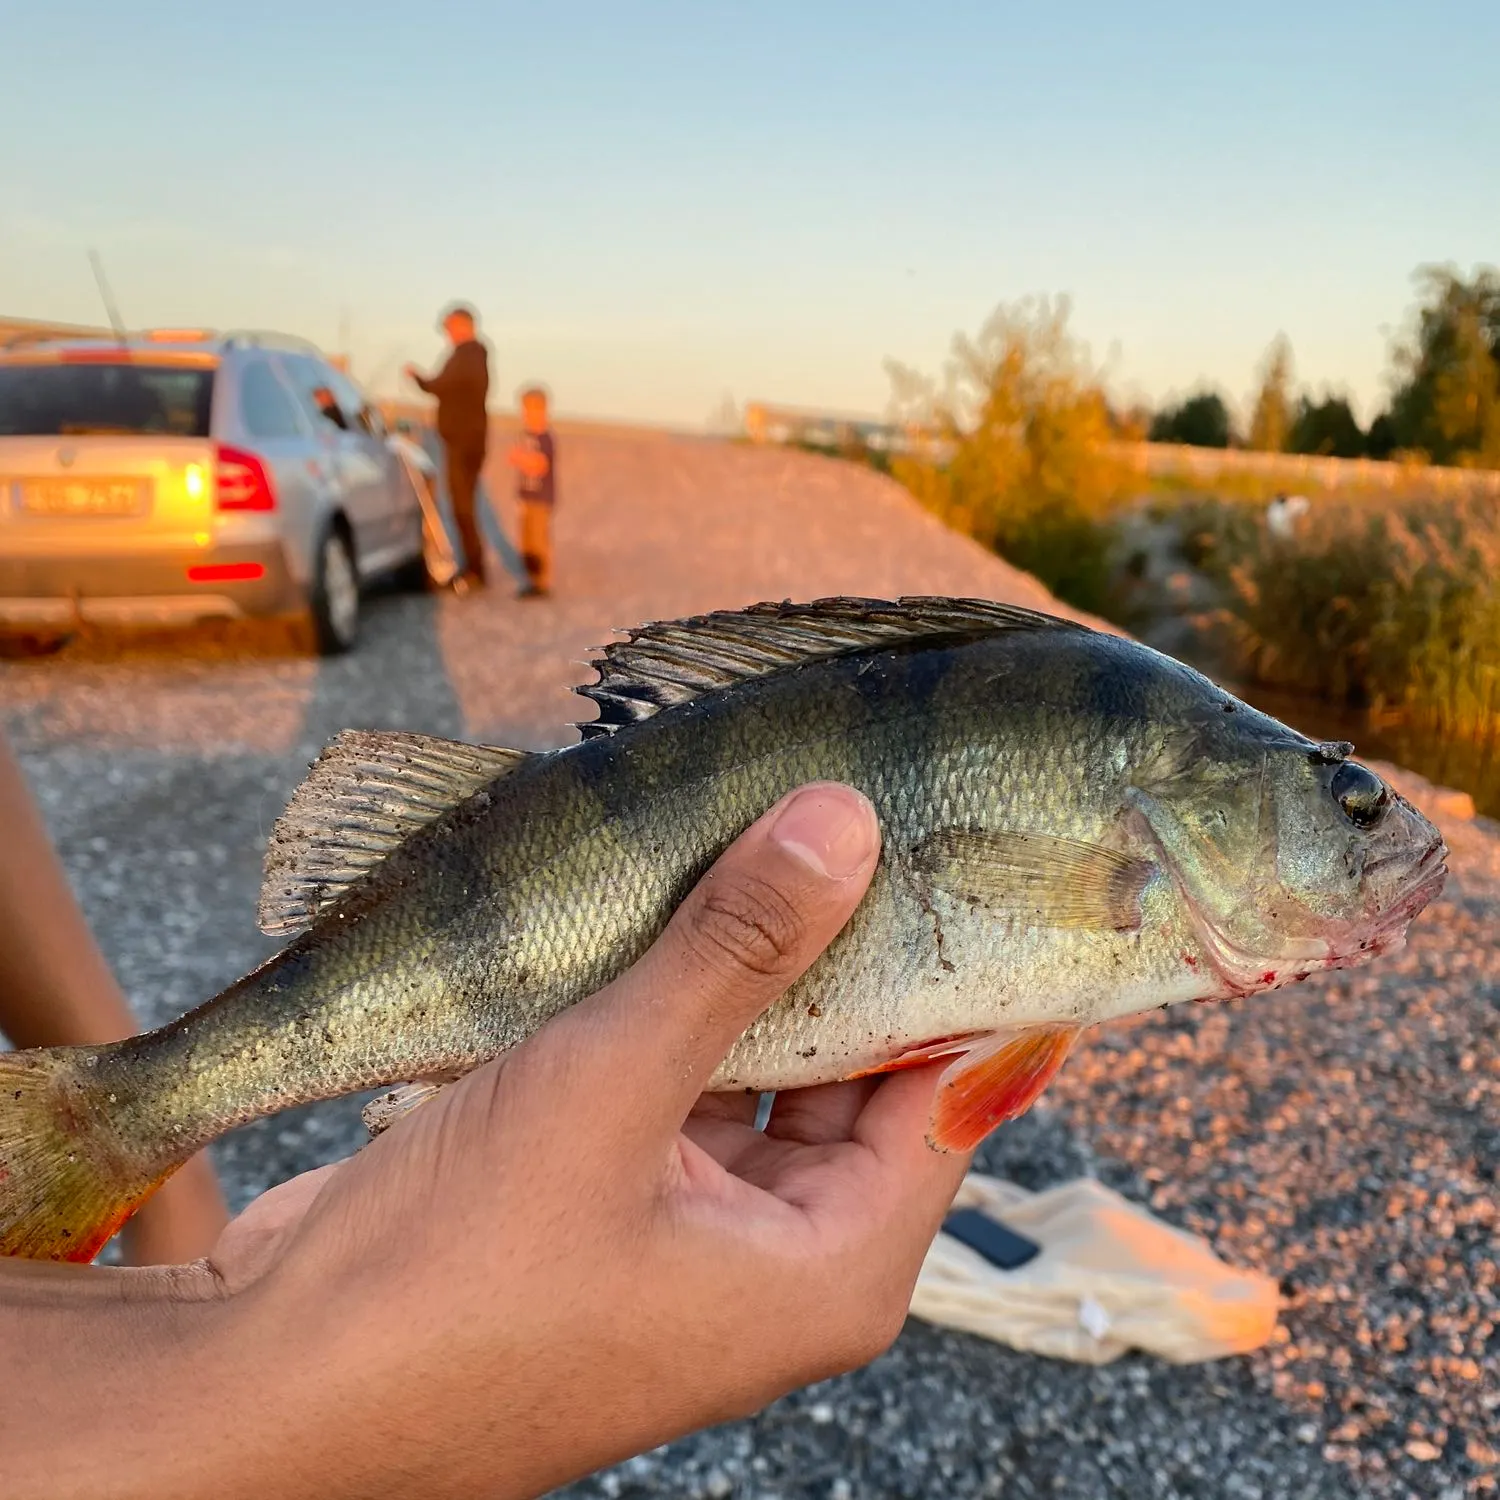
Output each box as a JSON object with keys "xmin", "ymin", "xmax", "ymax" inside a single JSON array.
[
  {"xmin": 852, "ymin": 1066, "xmax": 974, "ymax": 1209},
  {"xmin": 549, "ymin": 783, "xmax": 880, "ymax": 1144},
  {"xmin": 783, "ymin": 1069, "xmax": 972, "ymax": 1376},
  {"xmin": 764, "ymin": 1079, "xmax": 880, "ymax": 1146},
  {"xmin": 854, "ymin": 1066, "xmax": 960, "ymax": 1161},
  {"xmin": 688, "ymin": 1093, "xmax": 761, "ymax": 1128}
]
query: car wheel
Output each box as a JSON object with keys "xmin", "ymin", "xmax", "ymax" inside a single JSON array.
[{"xmin": 309, "ymin": 524, "xmax": 360, "ymax": 654}]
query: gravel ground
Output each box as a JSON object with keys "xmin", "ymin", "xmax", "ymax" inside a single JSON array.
[{"xmin": 3, "ymin": 427, "xmax": 1495, "ymax": 1499}]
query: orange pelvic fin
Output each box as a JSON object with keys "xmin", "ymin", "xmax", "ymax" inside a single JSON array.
[{"xmin": 926, "ymin": 1023, "xmax": 1082, "ymax": 1153}]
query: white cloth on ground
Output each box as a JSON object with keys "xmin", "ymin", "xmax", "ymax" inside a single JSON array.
[{"xmin": 909, "ymin": 1173, "xmax": 1281, "ymax": 1365}]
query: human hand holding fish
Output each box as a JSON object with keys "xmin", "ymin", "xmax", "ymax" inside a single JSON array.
[
  {"xmin": 4, "ymin": 783, "xmax": 974, "ymax": 1500},
  {"xmin": 0, "ymin": 595, "xmax": 1453, "ymax": 1496}
]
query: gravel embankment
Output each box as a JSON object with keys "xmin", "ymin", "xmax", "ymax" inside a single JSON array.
[{"xmin": 4, "ymin": 427, "xmax": 1494, "ymax": 1499}]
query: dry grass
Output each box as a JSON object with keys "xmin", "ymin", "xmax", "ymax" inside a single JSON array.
[{"xmin": 1172, "ymin": 492, "xmax": 1500, "ymax": 739}]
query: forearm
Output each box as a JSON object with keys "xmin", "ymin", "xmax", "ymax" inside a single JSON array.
[
  {"xmin": 5, "ymin": 1268, "xmax": 542, "ymax": 1500},
  {"xmin": 415, "ymin": 355, "xmax": 463, "ymax": 400},
  {"xmin": 0, "ymin": 733, "xmax": 141, "ymax": 1047},
  {"xmin": 2, "ymin": 1266, "xmax": 249, "ymax": 1500}
]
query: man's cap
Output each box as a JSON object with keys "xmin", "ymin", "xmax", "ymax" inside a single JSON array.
[{"xmin": 440, "ymin": 303, "xmax": 478, "ymax": 328}]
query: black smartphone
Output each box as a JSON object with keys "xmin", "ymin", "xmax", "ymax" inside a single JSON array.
[{"xmin": 940, "ymin": 1208, "xmax": 1042, "ymax": 1271}]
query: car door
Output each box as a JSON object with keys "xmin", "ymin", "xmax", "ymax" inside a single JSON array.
[
  {"xmin": 233, "ymin": 355, "xmax": 325, "ymax": 584},
  {"xmin": 327, "ymin": 369, "xmax": 411, "ymax": 571},
  {"xmin": 281, "ymin": 355, "xmax": 386, "ymax": 574}
]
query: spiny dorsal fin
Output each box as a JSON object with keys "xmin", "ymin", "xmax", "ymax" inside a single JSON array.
[
  {"xmin": 575, "ymin": 595, "xmax": 1085, "ymax": 738},
  {"xmin": 258, "ymin": 730, "xmax": 529, "ymax": 937}
]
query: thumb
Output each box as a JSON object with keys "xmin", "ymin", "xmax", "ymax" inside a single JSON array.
[{"xmin": 548, "ymin": 782, "xmax": 880, "ymax": 1142}]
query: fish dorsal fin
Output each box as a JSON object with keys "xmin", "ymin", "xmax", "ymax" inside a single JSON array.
[
  {"xmin": 258, "ymin": 730, "xmax": 529, "ymax": 937},
  {"xmin": 575, "ymin": 595, "xmax": 1085, "ymax": 738}
]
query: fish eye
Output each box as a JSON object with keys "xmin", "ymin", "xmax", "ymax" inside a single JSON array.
[{"xmin": 1330, "ymin": 761, "xmax": 1389, "ymax": 830}]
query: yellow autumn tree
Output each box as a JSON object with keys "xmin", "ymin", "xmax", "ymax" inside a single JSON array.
[
  {"xmin": 1248, "ymin": 334, "xmax": 1295, "ymax": 452},
  {"xmin": 886, "ymin": 295, "xmax": 1124, "ymax": 611}
]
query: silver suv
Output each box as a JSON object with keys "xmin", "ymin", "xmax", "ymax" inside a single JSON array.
[{"xmin": 0, "ymin": 329, "xmax": 426, "ymax": 653}]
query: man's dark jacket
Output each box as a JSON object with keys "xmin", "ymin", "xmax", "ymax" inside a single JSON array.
[{"xmin": 415, "ymin": 339, "xmax": 490, "ymax": 454}]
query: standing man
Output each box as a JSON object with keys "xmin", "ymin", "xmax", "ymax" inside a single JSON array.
[
  {"xmin": 404, "ymin": 305, "xmax": 490, "ymax": 592},
  {"xmin": 507, "ymin": 386, "xmax": 557, "ymax": 598}
]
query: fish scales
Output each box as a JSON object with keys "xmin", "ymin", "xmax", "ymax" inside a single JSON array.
[
  {"xmin": 0, "ymin": 598, "xmax": 1447, "ymax": 1261},
  {"xmin": 91, "ymin": 634, "xmax": 1119, "ymax": 1131}
]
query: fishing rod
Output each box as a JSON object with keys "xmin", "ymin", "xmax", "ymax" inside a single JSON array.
[{"xmin": 87, "ymin": 249, "xmax": 127, "ymax": 344}]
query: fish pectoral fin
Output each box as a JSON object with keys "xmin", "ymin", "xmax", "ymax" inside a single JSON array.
[
  {"xmin": 259, "ymin": 730, "xmax": 531, "ymax": 937},
  {"xmin": 914, "ymin": 828, "xmax": 1152, "ymax": 932},
  {"xmin": 927, "ymin": 1023, "xmax": 1083, "ymax": 1153},
  {"xmin": 361, "ymin": 1078, "xmax": 454, "ymax": 1139}
]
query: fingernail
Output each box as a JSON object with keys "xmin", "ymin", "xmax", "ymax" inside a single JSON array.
[{"xmin": 770, "ymin": 785, "xmax": 876, "ymax": 879}]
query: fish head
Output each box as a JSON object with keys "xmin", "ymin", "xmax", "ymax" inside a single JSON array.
[{"xmin": 1131, "ymin": 719, "xmax": 1447, "ymax": 998}]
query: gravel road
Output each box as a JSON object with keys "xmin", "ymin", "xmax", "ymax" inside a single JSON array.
[{"xmin": 3, "ymin": 427, "xmax": 1494, "ymax": 1499}]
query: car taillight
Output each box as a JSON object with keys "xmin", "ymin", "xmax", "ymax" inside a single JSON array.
[
  {"xmin": 215, "ymin": 444, "xmax": 276, "ymax": 512},
  {"xmin": 187, "ymin": 562, "xmax": 266, "ymax": 583}
]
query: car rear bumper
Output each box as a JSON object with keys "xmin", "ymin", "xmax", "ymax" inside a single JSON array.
[{"xmin": 0, "ymin": 542, "xmax": 302, "ymax": 626}]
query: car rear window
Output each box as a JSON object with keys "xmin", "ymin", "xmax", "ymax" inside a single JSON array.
[{"xmin": 0, "ymin": 361, "xmax": 216, "ymax": 438}]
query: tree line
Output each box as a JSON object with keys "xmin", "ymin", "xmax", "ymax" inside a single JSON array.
[{"xmin": 1146, "ymin": 264, "xmax": 1500, "ymax": 467}]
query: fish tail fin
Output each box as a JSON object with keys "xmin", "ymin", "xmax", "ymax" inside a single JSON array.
[{"xmin": 0, "ymin": 1046, "xmax": 176, "ymax": 1263}]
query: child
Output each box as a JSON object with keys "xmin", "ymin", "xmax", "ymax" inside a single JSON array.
[{"xmin": 507, "ymin": 386, "xmax": 557, "ymax": 598}]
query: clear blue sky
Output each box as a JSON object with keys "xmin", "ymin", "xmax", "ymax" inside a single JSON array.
[{"xmin": 3, "ymin": 2, "xmax": 1496, "ymax": 426}]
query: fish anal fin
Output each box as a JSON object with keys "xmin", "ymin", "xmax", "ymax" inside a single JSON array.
[
  {"xmin": 915, "ymin": 828, "xmax": 1152, "ymax": 932},
  {"xmin": 576, "ymin": 596, "xmax": 1086, "ymax": 738},
  {"xmin": 927, "ymin": 1023, "xmax": 1082, "ymax": 1153},
  {"xmin": 259, "ymin": 730, "xmax": 529, "ymax": 938},
  {"xmin": 361, "ymin": 1078, "xmax": 454, "ymax": 1138}
]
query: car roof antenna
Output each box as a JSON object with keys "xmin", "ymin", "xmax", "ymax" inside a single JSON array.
[{"xmin": 87, "ymin": 249, "xmax": 128, "ymax": 345}]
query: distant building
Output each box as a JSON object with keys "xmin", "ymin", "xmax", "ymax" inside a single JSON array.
[{"xmin": 743, "ymin": 401, "xmax": 914, "ymax": 453}]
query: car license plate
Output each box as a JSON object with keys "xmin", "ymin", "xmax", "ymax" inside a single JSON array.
[{"xmin": 19, "ymin": 478, "xmax": 145, "ymax": 517}]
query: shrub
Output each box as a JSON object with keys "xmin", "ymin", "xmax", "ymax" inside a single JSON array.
[
  {"xmin": 1202, "ymin": 492, "xmax": 1500, "ymax": 737},
  {"xmin": 885, "ymin": 296, "xmax": 1127, "ymax": 616}
]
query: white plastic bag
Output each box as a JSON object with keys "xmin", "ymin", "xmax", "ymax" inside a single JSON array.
[{"xmin": 909, "ymin": 1173, "xmax": 1280, "ymax": 1365}]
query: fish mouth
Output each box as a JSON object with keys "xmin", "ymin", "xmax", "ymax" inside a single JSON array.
[
  {"xmin": 1374, "ymin": 835, "xmax": 1448, "ymax": 934},
  {"xmin": 1186, "ymin": 834, "xmax": 1449, "ymax": 1000}
]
